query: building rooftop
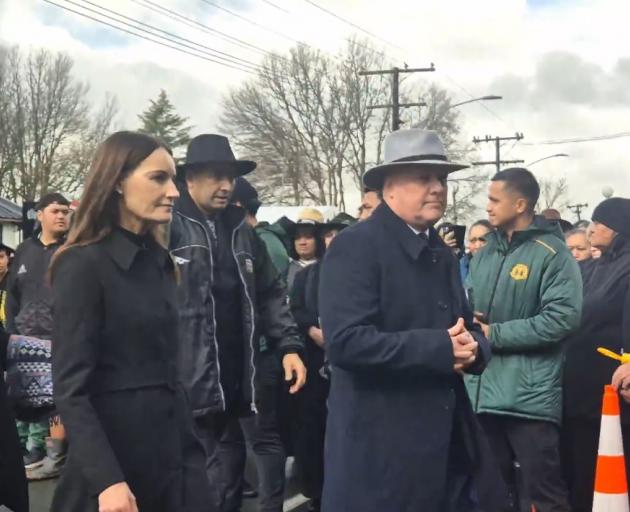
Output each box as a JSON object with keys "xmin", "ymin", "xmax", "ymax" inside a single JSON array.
[{"xmin": 0, "ymin": 197, "xmax": 22, "ymax": 222}]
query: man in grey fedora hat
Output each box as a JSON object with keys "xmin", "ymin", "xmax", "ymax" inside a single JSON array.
[
  {"xmin": 170, "ymin": 134, "xmax": 307, "ymax": 512},
  {"xmin": 319, "ymin": 129, "xmax": 507, "ymax": 511}
]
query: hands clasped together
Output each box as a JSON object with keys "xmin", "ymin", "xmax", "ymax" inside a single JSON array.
[{"xmin": 448, "ymin": 317, "xmax": 478, "ymax": 374}]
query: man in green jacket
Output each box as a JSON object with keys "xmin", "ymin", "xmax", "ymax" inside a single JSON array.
[
  {"xmin": 257, "ymin": 218, "xmax": 293, "ymax": 275},
  {"xmin": 465, "ymin": 168, "xmax": 582, "ymax": 512}
]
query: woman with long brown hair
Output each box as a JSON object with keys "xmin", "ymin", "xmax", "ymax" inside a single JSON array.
[{"xmin": 50, "ymin": 131, "xmax": 209, "ymax": 512}]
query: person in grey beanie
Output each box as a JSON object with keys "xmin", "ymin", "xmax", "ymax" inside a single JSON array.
[{"xmin": 562, "ymin": 197, "xmax": 630, "ymax": 512}]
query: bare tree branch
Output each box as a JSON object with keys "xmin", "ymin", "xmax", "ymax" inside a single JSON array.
[
  {"xmin": 0, "ymin": 45, "xmax": 118, "ymax": 201},
  {"xmin": 539, "ymin": 177, "xmax": 569, "ymax": 211}
]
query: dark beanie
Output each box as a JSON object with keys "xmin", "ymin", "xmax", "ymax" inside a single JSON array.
[
  {"xmin": 231, "ymin": 177, "xmax": 261, "ymax": 216},
  {"xmin": 592, "ymin": 197, "xmax": 630, "ymax": 237}
]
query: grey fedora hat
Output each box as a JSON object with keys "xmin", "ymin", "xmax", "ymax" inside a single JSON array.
[{"xmin": 363, "ymin": 129, "xmax": 468, "ymax": 190}]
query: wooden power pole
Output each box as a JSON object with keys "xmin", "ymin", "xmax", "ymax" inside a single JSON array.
[
  {"xmin": 360, "ymin": 64, "xmax": 436, "ymax": 131},
  {"xmin": 472, "ymin": 133, "xmax": 525, "ymax": 172}
]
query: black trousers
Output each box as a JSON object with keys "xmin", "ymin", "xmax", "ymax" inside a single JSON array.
[
  {"xmin": 561, "ymin": 418, "xmax": 630, "ymax": 512},
  {"xmin": 194, "ymin": 387, "xmax": 286, "ymax": 512},
  {"xmin": 194, "ymin": 412, "xmax": 246, "ymax": 512},
  {"xmin": 241, "ymin": 411, "xmax": 286, "ymax": 512},
  {"xmin": 0, "ymin": 381, "xmax": 28, "ymax": 512},
  {"xmin": 293, "ymin": 365, "xmax": 329, "ymax": 501},
  {"xmin": 478, "ymin": 414, "xmax": 569, "ymax": 512}
]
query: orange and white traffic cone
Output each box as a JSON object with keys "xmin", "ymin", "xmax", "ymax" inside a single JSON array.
[{"xmin": 593, "ymin": 385, "xmax": 629, "ymax": 511}]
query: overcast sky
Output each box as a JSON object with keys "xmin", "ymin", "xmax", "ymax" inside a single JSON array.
[{"xmin": 1, "ymin": 0, "xmax": 628, "ymax": 219}]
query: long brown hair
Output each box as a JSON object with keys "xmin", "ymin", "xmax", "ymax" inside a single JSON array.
[{"xmin": 52, "ymin": 131, "xmax": 173, "ymax": 268}]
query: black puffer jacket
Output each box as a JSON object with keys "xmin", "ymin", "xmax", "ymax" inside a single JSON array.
[
  {"xmin": 170, "ymin": 189, "xmax": 303, "ymax": 416},
  {"xmin": 5, "ymin": 237, "xmax": 63, "ymax": 337}
]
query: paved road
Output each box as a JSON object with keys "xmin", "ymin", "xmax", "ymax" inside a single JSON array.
[{"xmin": 28, "ymin": 460, "xmax": 310, "ymax": 512}]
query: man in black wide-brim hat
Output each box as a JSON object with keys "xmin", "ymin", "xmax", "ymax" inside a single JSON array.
[{"xmin": 170, "ymin": 134, "xmax": 306, "ymax": 512}]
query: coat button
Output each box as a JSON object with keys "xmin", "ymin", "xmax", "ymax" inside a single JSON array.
[{"xmin": 438, "ymin": 301, "xmax": 448, "ymax": 311}]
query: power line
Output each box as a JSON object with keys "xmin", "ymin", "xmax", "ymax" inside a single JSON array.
[
  {"xmin": 132, "ymin": 0, "xmax": 281, "ymax": 60},
  {"xmin": 42, "ymin": 0, "xmax": 261, "ymax": 75},
  {"xmin": 73, "ymin": 0, "xmax": 266, "ymax": 72},
  {"xmin": 200, "ymin": 0, "xmax": 306, "ymax": 47},
  {"xmin": 523, "ymin": 131, "xmax": 630, "ymax": 145},
  {"xmin": 262, "ymin": 0, "xmax": 394, "ymax": 60},
  {"xmin": 503, "ymin": 137, "xmax": 520, "ymax": 158},
  {"xmin": 261, "ymin": 0, "xmax": 290, "ymax": 14},
  {"xmin": 200, "ymin": 0, "xmax": 394, "ymax": 65},
  {"xmin": 301, "ymin": 0, "xmax": 405, "ymax": 53},
  {"xmin": 442, "ymin": 72, "xmax": 513, "ymax": 130},
  {"xmin": 258, "ymin": 0, "xmax": 393, "ymax": 62}
]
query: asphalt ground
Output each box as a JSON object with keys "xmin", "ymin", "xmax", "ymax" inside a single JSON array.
[{"xmin": 27, "ymin": 456, "xmax": 310, "ymax": 512}]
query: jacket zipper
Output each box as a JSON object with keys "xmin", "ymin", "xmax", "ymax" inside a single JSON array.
[
  {"xmin": 231, "ymin": 218, "xmax": 258, "ymax": 414},
  {"xmin": 474, "ymin": 248, "xmax": 509, "ymax": 411},
  {"xmin": 177, "ymin": 212, "xmax": 226, "ymax": 411}
]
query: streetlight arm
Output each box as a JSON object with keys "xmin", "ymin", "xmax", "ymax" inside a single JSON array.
[
  {"xmin": 526, "ymin": 153, "xmax": 569, "ymax": 166},
  {"xmin": 450, "ymin": 95, "xmax": 503, "ymax": 109}
]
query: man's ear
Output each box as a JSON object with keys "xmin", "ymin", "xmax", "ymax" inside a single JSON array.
[
  {"xmin": 36, "ymin": 210, "xmax": 44, "ymax": 223},
  {"xmin": 515, "ymin": 197, "xmax": 529, "ymax": 215}
]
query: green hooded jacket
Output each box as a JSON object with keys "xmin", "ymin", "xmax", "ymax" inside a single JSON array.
[
  {"xmin": 464, "ymin": 217, "xmax": 582, "ymax": 424},
  {"xmin": 256, "ymin": 222, "xmax": 291, "ymax": 275}
]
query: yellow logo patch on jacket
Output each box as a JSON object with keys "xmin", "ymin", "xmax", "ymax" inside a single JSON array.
[{"xmin": 510, "ymin": 263, "xmax": 529, "ymax": 281}]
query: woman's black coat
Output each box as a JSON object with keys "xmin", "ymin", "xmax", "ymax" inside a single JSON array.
[
  {"xmin": 50, "ymin": 229, "xmax": 209, "ymax": 512},
  {"xmin": 564, "ymin": 235, "xmax": 630, "ymax": 422},
  {"xmin": 290, "ymin": 262, "xmax": 329, "ymax": 499}
]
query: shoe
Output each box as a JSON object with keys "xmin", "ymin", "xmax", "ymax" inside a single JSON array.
[
  {"xmin": 23, "ymin": 446, "xmax": 46, "ymax": 469},
  {"xmin": 27, "ymin": 437, "xmax": 67, "ymax": 481},
  {"xmin": 242, "ymin": 480, "xmax": 258, "ymax": 499}
]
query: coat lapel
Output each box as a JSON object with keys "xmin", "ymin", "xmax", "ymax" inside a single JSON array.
[{"xmin": 373, "ymin": 203, "xmax": 430, "ymax": 261}]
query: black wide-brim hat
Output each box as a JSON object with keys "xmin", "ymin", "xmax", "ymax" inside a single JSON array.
[
  {"xmin": 363, "ymin": 129, "xmax": 468, "ymax": 191},
  {"xmin": 317, "ymin": 212, "xmax": 357, "ymax": 233},
  {"xmin": 177, "ymin": 134, "xmax": 257, "ymax": 179}
]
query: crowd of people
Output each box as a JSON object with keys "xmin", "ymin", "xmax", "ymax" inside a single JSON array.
[{"xmin": 0, "ymin": 126, "xmax": 629, "ymax": 512}]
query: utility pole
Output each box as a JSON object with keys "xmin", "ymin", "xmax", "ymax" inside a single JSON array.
[
  {"xmin": 568, "ymin": 203, "xmax": 589, "ymax": 221},
  {"xmin": 360, "ymin": 64, "xmax": 436, "ymax": 131},
  {"xmin": 472, "ymin": 133, "xmax": 525, "ymax": 172}
]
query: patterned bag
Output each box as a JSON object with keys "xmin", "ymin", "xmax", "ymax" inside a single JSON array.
[{"xmin": 5, "ymin": 334, "xmax": 53, "ymax": 409}]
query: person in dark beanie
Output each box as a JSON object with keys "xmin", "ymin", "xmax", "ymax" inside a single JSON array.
[
  {"xmin": 231, "ymin": 176, "xmax": 295, "ymax": 275},
  {"xmin": 230, "ymin": 177, "xmax": 295, "ymax": 512},
  {"xmin": 232, "ymin": 177, "xmax": 262, "ymax": 228},
  {"xmin": 6, "ymin": 192, "xmax": 70, "ymax": 478},
  {"xmin": 562, "ymin": 197, "xmax": 630, "ymax": 512}
]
